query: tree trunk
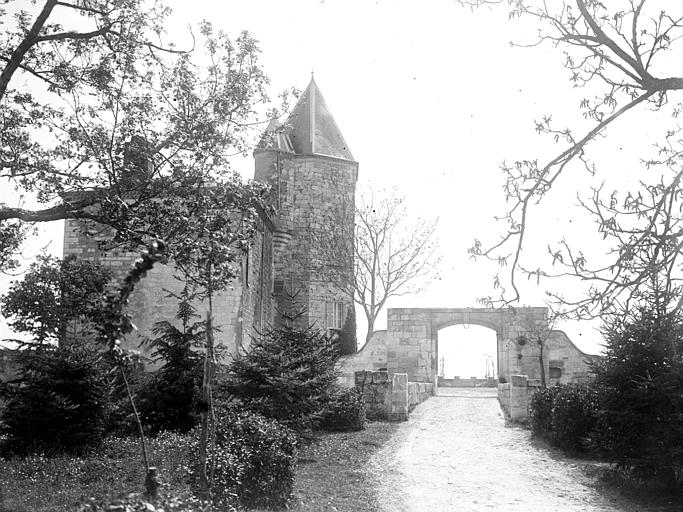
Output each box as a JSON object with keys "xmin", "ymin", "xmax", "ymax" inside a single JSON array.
[
  {"xmin": 198, "ymin": 311, "xmax": 215, "ymax": 502},
  {"xmin": 539, "ymin": 343, "xmax": 546, "ymax": 388},
  {"xmin": 365, "ymin": 316, "xmax": 375, "ymax": 346}
]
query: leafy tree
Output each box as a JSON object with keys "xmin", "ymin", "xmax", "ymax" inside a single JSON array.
[
  {"xmin": 318, "ymin": 187, "xmax": 439, "ymax": 344},
  {"xmin": 0, "ymin": 1, "xmax": 275, "ymax": 271},
  {"xmin": 163, "ymin": 179, "xmax": 266, "ymax": 499},
  {"xmin": 1, "ymin": 255, "xmax": 111, "ymax": 344},
  {"xmin": 460, "ymin": 1, "xmax": 683, "ymax": 320},
  {"xmin": 513, "ymin": 307, "xmax": 556, "ymax": 387},
  {"xmin": 222, "ymin": 311, "xmax": 341, "ymax": 434}
]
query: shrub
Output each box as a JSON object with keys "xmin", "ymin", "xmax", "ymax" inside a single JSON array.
[
  {"xmin": 318, "ymin": 387, "xmax": 366, "ymax": 432},
  {"xmin": 222, "ymin": 322, "xmax": 340, "ymax": 433},
  {"xmin": 339, "ymin": 306, "xmax": 358, "ymax": 355},
  {"xmin": 137, "ymin": 319, "xmax": 204, "ymax": 434},
  {"xmin": 0, "ymin": 344, "xmax": 110, "ymax": 455},
  {"xmin": 550, "ymin": 384, "xmax": 599, "ymax": 452},
  {"xmin": 592, "ymin": 308, "xmax": 683, "ymax": 482},
  {"xmin": 203, "ymin": 408, "xmax": 297, "ymax": 510},
  {"xmin": 529, "ymin": 385, "xmax": 561, "ymax": 439}
]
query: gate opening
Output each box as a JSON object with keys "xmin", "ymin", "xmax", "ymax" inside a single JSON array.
[{"xmin": 437, "ymin": 324, "xmax": 497, "ymax": 392}]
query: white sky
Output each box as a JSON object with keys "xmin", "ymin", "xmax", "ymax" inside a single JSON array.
[{"xmin": 2, "ymin": 0, "xmax": 681, "ymax": 373}]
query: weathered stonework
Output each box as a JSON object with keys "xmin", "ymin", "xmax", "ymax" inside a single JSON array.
[
  {"xmin": 354, "ymin": 370, "xmax": 432, "ymax": 421},
  {"xmin": 341, "ymin": 307, "xmax": 598, "ymax": 389},
  {"xmin": 63, "ymin": 218, "xmax": 274, "ymax": 362}
]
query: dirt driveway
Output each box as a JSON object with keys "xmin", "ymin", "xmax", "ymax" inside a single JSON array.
[{"xmin": 369, "ymin": 388, "xmax": 678, "ymax": 512}]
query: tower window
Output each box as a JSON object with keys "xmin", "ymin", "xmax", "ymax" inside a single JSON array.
[
  {"xmin": 326, "ymin": 302, "xmax": 345, "ymax": 329},
  {"xmin": 273, "ymin": 279, "xmax": 284, "ymax": 296}
]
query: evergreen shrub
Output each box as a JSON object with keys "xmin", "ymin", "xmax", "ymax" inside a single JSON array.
[
  {"xmin": 592, "ymin": 309, "xmax": 683, "ymax": 483},
  {"xmin": 222, "ymin": 322, "xmax": 340, "ymax": 433},
  {"xmin": 318, "ymin": 386, "xmax": 366, "ymax": 432},
  {"xmin": 0, "ymin": 344, "xmax": 109, "ymax": 455},
  {"xmin": 137, "ymin": 319, "xmax": 203, "ymax": 434}
]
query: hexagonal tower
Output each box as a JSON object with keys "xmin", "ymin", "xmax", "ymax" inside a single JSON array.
[{"xmin": 254, "ymin": 77, "xmax": 358, "ymax": 332}]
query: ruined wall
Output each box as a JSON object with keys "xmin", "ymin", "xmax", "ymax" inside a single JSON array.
[
  {"xmin": 337, "ymin": 330, "xmax": 389, "ymax": 386},
  {"xmin": 63, "ymin": 217, "xmax": 274, "ymax": 363}
]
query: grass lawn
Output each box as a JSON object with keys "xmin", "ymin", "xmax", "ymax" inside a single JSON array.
[{"xmin": 0, "ymin": 422, "xmax": 399, "ymax": 512}]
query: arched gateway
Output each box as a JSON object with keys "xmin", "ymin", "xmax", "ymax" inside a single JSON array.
[{"xmin": 339, "ymin": 307, "xmax": 596, "ymax": 388}]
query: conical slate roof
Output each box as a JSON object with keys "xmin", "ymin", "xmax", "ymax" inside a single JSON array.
[{"xmin": 257, "ymin": 78, "xmax": 354, "ymax": 161}]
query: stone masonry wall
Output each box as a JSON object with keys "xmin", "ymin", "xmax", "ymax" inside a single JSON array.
[
  {"xmin": 355, "ymin": 370, "xmax": 410, "ymax": 421},
  {"xmin": 338, "ymin": 307, "xmax": 596, "ymax": 389},
  {"xmin": 63, "ymin": 217, "xmax": 274, "ymax": 364},
  {"xmin": 337, "ymin": 330, "xmax": 389, "ymax": 387},
  {"xmin": 254, "ymin": 150, "xmax": 357, "ymax": 332}
]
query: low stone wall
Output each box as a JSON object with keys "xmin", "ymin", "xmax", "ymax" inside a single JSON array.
[
  {"xmin": 354, "ymin": 370, "xmax": 433, "ymax": 421},
  {"xmin": 439, "ymin": 376, "xmax": 497, "ymax": 388},
  {"xmin": 497, "ymin": 375, "xmax": 540, "ymax": 423},
  {"xmin": 355, "ymin": 370, "xmax": 408, "ymax": 421},
  {"xmin": 409, "ymin": 381, "xmax": 433, "ymax": 410}
]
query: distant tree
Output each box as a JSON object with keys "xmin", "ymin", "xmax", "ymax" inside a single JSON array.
[
  {"xmin": 338, "ymin": 304, "xmax": 358, "ymax": 355},
  {"xmin": 513, "ymin": 307, "xmax": 556, "ymax": 387},
  {"xmin": 461, "ymin": 0, "xmax": 683, "ymax": 320},
  {"xmin": 318, "ymin": 187, "xmax": 440, "ymax": 344},
  {"xmin": 0, "ymin": 0, "xmax": 278, "ymax": 271},
  {"xmin": 1, "ymin": 255, "xmax": 111, "ymax": 344}
]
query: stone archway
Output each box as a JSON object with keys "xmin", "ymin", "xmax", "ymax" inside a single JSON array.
[
  {"xmin": 382, "ymin": 307, "xmax": 547, "ymax": 385},
  {"xmin": 338, "ymin": 306, "xmax": 597, "ymax": 390}
]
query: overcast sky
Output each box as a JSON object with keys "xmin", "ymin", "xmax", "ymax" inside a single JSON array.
[{"xmin": 2, "ymin": 0, "xmax": 680, "ymax": 376}]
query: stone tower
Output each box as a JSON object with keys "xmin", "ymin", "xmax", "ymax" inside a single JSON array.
[{"xmin": 254, "ymin": 77, "xmax": 358, "ymax": 331}]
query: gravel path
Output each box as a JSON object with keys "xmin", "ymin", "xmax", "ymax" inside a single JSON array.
[{"xmin": 369, "ymin": 388, "xmax": 677, "ymax": 512}]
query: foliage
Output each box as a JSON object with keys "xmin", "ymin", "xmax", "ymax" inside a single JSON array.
[
  {"xmin": 528, "ymin": 385, "xmax": 562, "ymax": 438},
  {"xmin": 222, "ymin": 322, "xmax": 340, "ymax": 433},
  {"xmin": 460, "ymin": 1, "xmax": 683, "ymax": 320},
  {"xmin": 529, "ymin": 384, "xmax": 599, "ymax": 452},
  {"xmin": 137, "ymin": 291, "xmax": 204, "ymax": 434},
  {"xmin": 339, "ymin": 304, "xmax": 358, "ymax": 355},
  {"xmin": 592, "ymin": 308, "xmax": 683, "ymax": 483},
  {"xmin": 318, "ymin": 387, "xmax": 366, "ymax": 432},
  {"xmin": 201, "ymin": 408, "xmax": 297, "ymax": 510},
  {"xmin": 0, "ymin": 220, "xmax": 33, "ymax": 275},
  {"xmin": 0, "ymin": 344, "xmax": 110, "ymax": 455},
  {"xmin": 0, "ymin": 0, "xmax": 280, "ymax": 272},
  {"xmin": 550, "ymin": 384, "xmax": 600, "ymax": 452},
  {"xmin": 1, "ymin": 255, "xmax": 111, "ymax": 344},
  {"xmin": 76, "ymin": 495, "xmax": 210, "ymax": 512},
  {"xmin": 512, "ymin": 307, "xmax": 556, "ymax": 387}
]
